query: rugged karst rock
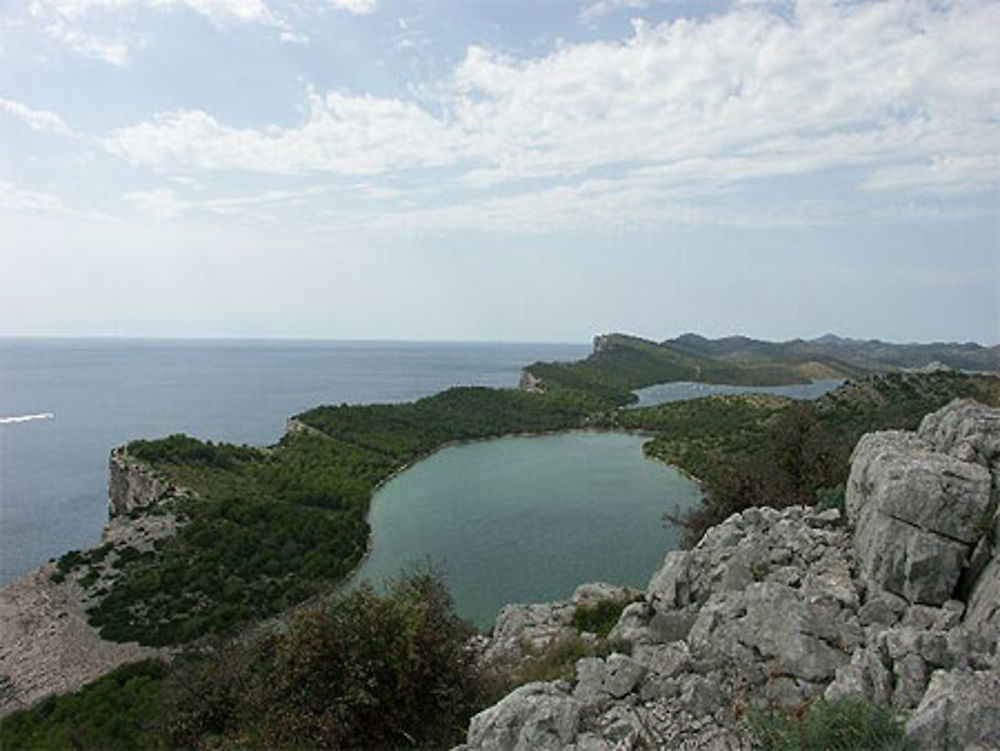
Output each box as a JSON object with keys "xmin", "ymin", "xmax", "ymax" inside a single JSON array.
[
  {"xmin": 461, "ymin": 399, "xmax": 1000, "ymax": 751},
  {"xmin": 847, "ymin": 428, "xmax": 992, "ymax": 605}
]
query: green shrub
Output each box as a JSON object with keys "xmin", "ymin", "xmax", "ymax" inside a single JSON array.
[
  {"xmin": 163, "ymin": 570, "xmax": 484, "ymax": 750},
  {"xmin": 571, "ymin": 595, "xmax": 640, "ymax": 637},
  {"xmin": 746, "ymin": 697, "xmax": 914, "ymax": 751},
  {"xmin": 816, "ymin": 484, "xmax": 846, "ymax": 515},
  {"xmin": 79, "ymin": 569, "xmax": 99, "ymax": 588},
  {"xmin": 507, "ymin": 633, "xmax": 633, "ymax": 689},
  {"xmin": 55, "ymin": 549, "xmax": 85, "ymax": 575}
]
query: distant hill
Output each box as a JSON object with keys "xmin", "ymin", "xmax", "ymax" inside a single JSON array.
[
  {"xmin": 668, "ymin": 332, "xmax": 1000, "ymax": 373},
  {"xmin": 523, "ymin": 332, "xmax": 1000, "ymax": 404}
]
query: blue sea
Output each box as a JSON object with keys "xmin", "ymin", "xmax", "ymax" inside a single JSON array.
[{"xmin": 0, "ymin": 338, "xmax": 590, "ymax": 584}]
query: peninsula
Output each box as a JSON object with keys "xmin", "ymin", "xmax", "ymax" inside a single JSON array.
[{"xmin": 2, "ymin": 333, "xmax": 998, "ymax": 750}]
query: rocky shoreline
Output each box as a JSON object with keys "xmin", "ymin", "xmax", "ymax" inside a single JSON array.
[{"xmin": 458, "ymin": 399, "xmax": 1000, "ymax": 750}]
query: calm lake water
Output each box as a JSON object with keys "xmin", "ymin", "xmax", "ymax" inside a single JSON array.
[
  {"xmin": 633, "ymin": 378, "xmax": 843, "ymax": 407},
  {"xmin": 0, "ymin": 338, "xmax": 589, "ymax": 584},
  {"xmin": 353, "ymin": 432, "xmax": 700, "ymax": 629}
]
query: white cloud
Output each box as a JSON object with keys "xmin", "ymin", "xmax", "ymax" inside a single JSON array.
[
  {"xmin": 26, "ymin": 0, "xmax": 293, "ymax": 62},
  {"xmin": 0, "ymin": 181, "xmax": 70, "ymax": 213},
  {"xmin": 0, "ymin": 180, "xmax": 111, "ymax": 220},
  {"xmin": 580, "ymin": 0, "xmax": 651, "ymax": 23},
  {"xmin": 122, "ymin": 184, "xmax": 331, "ymax": 221},
  {"xmin": 328, "ymin": 0, "xmax": 377, "ymax": 15},
  {"xmin": 121, "ymin": 187, "xmax": 187, "ymax": 218},
  {"xmin": 40, "ymin": 17, "xmax": 130, "ymax": 64},
  {"xmin": 31, "ymin": 0, "xmax": 279, "ymax": 25},
  {"xmin": 104, "ymin": 0, "xmax": 999, "ymax": 227},
  {"xmin": 279, "ymin": 29, "xmax": 309, "ymax": 43},
  {"xmin": 106, "ymin": 90, "xmax": 462, "ymax": 173},
  {"xmin": 0, "ymin": 98, "xmax": 73, "ymax": 136}
]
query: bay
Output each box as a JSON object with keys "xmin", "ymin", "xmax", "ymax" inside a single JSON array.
[
  {"xmin": 353, "ymin": 431, "xmax": 700, "ymax": 630},
  {"xmin": 0, "ymin": 338, "xmax": 589, "ymax": 584}
]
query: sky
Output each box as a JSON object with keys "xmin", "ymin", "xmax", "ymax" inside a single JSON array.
[{"xmin": 0, "ymin": 0, "xmax": 997, "ymax": 344}]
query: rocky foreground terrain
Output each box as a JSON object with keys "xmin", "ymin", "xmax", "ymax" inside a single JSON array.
[{"xmin": 459, "ymin": 399, "xmax": 1000, "ymax": 750}]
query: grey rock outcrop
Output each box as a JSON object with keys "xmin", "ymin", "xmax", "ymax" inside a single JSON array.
[
  {"xmin": 462, "ymin": 399, "xmax": 1000, "ymax": 751},
  {"xmin": 906, "ymin": 668, "xmax": 1000, "ymax": 750},
  {"xmin": 464, "ymin": 682, "xmax": 584, "ymax": 751},
  {"xmin": 107, "ymin": 447, "xmax": 173, "ymax": 517},
  {"xmin": 481, "ymin": 584, "xmax": 638, "ymax": 669},
  {"xmin": 847, "ymin": 430, "xmax": 991, "ymax": 605}
]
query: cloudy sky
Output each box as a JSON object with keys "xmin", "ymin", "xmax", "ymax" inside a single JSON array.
[{"xmin": 1, "ymin": 0, "xmax": 997, "ymax": 343}]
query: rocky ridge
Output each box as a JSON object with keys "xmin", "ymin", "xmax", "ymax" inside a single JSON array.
[{"xmin": 460, "ymin": 399, "xmax": 1000, "ymax": 751}]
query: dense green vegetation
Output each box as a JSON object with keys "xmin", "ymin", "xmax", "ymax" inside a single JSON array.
[
  {"xmin": 746, "ymin": 697, "xmax": 914, "ymax": 751},
  {"xmin": 296, "ymin": 384, "xmax": 610, "ymax": 457},
  {"xmin": 570, "ymin": 594, "xmax": 643, "ymax": 638},
  {"xmin": 164, "ymin": 570, "xmax": 484, "ymax": 750},
  {"xmin": 1, "ymin": 573, "xmax": 486, "ymax": 751},
  {"xmin": 128, "ymin": 433, "xmax": 262, "ymax": 469},
  {"xmin": 0, "ymin": 660, "xmax": 168, "ymax": 750},
  {"xmin": 76, "ymin": 387, "xmax": 603, "ymax": 646},
  {"xmin": 88, "ymin": 495, "xmax": 368, "ymax": 645}
]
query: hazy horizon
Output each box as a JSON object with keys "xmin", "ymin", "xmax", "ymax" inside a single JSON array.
[
  {"xmin": 1, "ymin": 330, "xmax": 997, "ymax": 347},
  {"xmin": 2, "ymin": 0, "xmax": 997, "ymax": 344}
]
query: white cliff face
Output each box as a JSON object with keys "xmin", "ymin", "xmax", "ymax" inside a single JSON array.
[
  {"xmin": 461, "ymin": 399, "xmax": 1000, "ymax": 751},
  {"xmin": 107, "ymin": 447, "xmax": 172, "ymax": 517}
]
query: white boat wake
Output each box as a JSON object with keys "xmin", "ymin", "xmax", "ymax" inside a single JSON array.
[{"xmin": 0, "ymin": 413, "xmax": 55, "ymax": 425}]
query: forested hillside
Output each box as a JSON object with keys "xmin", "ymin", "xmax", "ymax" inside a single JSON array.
[{"xmin": 524, "ymin": 332, "xmax": 999, "ymax": 404}]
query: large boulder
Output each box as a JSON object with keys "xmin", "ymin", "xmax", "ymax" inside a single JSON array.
[
  {"xmin": 919, "ymin": 398, "xmax": 1000, "ymax": 473},
  {"xmin": 906, "ymin": 668, "xmax": 1000, "ymax": 750},
  {"xmin": 463, "ymin": 682, "xmax": 583, "ymax": 751},
  {"xmin": 847, "ymin": 405, "xmax": 995, "ymax": 605}
]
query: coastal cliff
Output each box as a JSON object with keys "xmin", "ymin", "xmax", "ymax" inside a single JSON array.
[
  {"xmin": 460, "ymin": 399, "xmax": 1000, "ymax": 751},
  {"xmin": 0, "ymin": 449, "xmax": 179, "ymax": 717},
  {"xmin": 107, "ymin": 447, "xmax": 173, "ymax": 517}
]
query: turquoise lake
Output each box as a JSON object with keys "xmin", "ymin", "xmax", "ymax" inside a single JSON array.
[{"xmin": 352, "ymin": 431, "xmax": 701, "ymax": 630}]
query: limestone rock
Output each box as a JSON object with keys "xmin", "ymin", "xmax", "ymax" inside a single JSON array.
[
  {"xmin": 906, "ymin": 669, "xmax": 1000, "ymax": 750},
  {"xmin": 966, "ymin": 554, "xmax": 1000, "ymax": 633},
  {"xmin": 107, "ymin": 448, "xmax": 174, "ymax": 517},
  {"xmin": 573, "ymin": 654, "xmax": 645, "ymax": 707},
  {"xmin": 687, "ymin": 582, "xmax": 854, "ymax": 685},
  {"xmin": 848, "ymin": 430, "xmax": 991, "ymax": 543},
  {"xmin": 571, "ymin": 582, "xmax": 637, "ymax": 609},
  {"xmin": 465, "ymin": 682, "xmax": 582, "ymax": 751},
  {"xmin": 483, "ymin": 602, "xmax": 576, "ymax": 667},
  {"xmin": 919, "ymin": 398, "xmax": 1000, "ymax": 471},
  {"xmin": 847, "ymin": 413, "xmax": 994, "ymax": 605}
]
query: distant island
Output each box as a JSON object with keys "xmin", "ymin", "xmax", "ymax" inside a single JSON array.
[{"xmin": 2, "ymin": 332, "xmax": 998, "ymax": 749}]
